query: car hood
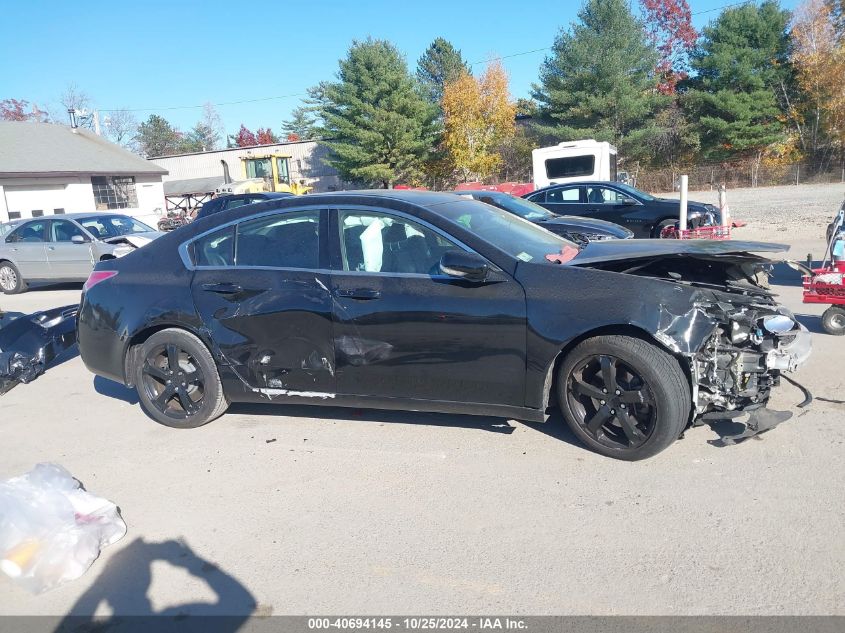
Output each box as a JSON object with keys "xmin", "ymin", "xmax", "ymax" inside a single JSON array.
[
  {"xmin": 103, "ymin": 231, "xmax": 164, "ymax": 248},
  {"xmin": 542, "ymin": 215, "xmax": 634, "ymax": 239},
  {"xmin": 655, "ymin": 197, "xmax": 711, "ymax": 210},
  {"xmin": 567, "ymin": 239, "xmax": 788, "ymax": 266}
]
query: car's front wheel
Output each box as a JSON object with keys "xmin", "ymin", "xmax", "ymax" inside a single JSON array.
[
  {"xmin": 557, "ymin": 335, "xmax": 690, "ymax": 460},
  {"xmin": 133, "ymin": 328, "xmax": 229, "ymax": 428},
  {"xmin": 0, "ymin": 261, "xmax": 27, "ymax": 294}
]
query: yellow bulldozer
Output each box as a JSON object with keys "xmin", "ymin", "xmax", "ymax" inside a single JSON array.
[{"xmin": 216, "ymin": 154, "xmax": 312, "ymax": 196}]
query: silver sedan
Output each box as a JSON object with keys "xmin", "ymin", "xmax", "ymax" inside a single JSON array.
[{"xmin": 0, "ymin": 213, "xmax": 163, "ymax": 294}]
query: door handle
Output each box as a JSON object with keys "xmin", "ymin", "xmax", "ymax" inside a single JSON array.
[
  {"xmin": 335, "ymin": 287, "xmax": 381, "ymax": 300},
  {"xmin": 202, "ymin": 282, "xmax": 243, "ymax": 294},
  {"xmin": 47, "ymin": 246, "xmax": 56, "ymax": 251}
]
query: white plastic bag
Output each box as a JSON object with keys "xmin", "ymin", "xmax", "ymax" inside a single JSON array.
[{"xmin": 0, "ymin": 463, "xmax": 126, "ymax": 593}]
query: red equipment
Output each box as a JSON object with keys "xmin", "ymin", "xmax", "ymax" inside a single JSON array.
[
  {"xmin": 659, "ymin": 224, "xmax": 732, "ymax": 240},
  {"xmin": 801, "ymin": 210, "xmax": 845, "ymax": 335}
]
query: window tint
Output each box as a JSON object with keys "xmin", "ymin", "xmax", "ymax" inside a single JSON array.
[
  {"xmin": 236, "ymin": 210, "xmax": 320, "ymax": 269},
  {"xmin": 77, "ymin": 215, "xmax": 154, "ymax": 238},
  {"xmin": 586, "ymin": 186, "xmax": 624, "ymax": 204},
  {"xmin": 223, "ymin": 197, "xmax": 254, "ymax": 210},
  {"xmin": 7, "ymin": 221, "xmax": 47, "ymax": 243},
  {"xmin": 547, "ymin": 187, "xmax": 581, "ymax": 203},
  {"xmin": 51, "ymin": 219, "xmax": 87, "ymax": 242},
  {"xmin": 545, "ymin": 155, "xmax": 595, "ymax": 179},
  {"xmin": 526, "ymin": 191, "xmax": 545, "ymax": 203},
  {"xmin": 339, "ymin": 210, "xmax": 460, "ymax": 275},
  {"xmin": 194, "ymin": 226, "xmax": 235, "ymax": 267}
]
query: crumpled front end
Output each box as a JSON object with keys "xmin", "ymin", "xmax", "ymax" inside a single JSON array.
[{"xmin": 689, "ymin": 300, "xmax": 811, "ymax": 417}]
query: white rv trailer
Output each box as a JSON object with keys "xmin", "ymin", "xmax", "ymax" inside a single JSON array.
[{"xmin": 532, "ymin": 140, "xmax": 618, "ymax": 188}]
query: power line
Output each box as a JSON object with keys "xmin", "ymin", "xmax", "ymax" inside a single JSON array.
[
  {"xmin": 101, "ymin": 1, "xmax": 751, "ymax": 114},
  {"xmin": 101, "ymin": 92, "xmax": 308, "ymax": 113}
]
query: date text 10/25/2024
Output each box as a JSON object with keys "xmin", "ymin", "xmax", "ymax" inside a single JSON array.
[{"xmin": 308, "ymin": 618, "xmax": 527, "ymax": 630}]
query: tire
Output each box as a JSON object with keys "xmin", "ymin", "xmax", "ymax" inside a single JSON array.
[
  {"xmin": 653, "ymin": 218, "xmax": 677, "ymax": 238},
  {"xmin": 132, "ymin": 328, "xmax": 229, "ymax": 428},
  {"xmin": 556, "ymin": 335, "xmax": 691, "ymax": 460},
  {"xmin": 822, "ymin": 306, "xmax": 845, "ymax": 336},
  {"xmin": 0, "ymin": 261, "xmax": 27, "ymax": 294}
]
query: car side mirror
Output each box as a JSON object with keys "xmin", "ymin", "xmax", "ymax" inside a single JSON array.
[
  {"xmin": 439, "ymin": 250, "xmax": 489, "ymax": 283},
  {"xmin": 621, "ymin": 197, "xmax": 637, "ymax": 205},
  {"xmin": 71, "ymin": 235, "xmax": 87, "ymax": 244}
]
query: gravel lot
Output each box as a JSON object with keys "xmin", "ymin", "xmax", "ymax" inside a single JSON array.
[{"xmin": 0, "ymin": 184, "xmax": 843, "ymax": 617}]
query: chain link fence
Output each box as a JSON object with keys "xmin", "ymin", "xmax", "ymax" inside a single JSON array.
[{"xmin": 631, "ymin": 160, "xmax": 845, "ymax": 193}]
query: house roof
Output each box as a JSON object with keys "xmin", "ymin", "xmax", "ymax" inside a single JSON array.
[{"xmin": 0, "ymin": 122, "xmax": 168, "ymax": 177}]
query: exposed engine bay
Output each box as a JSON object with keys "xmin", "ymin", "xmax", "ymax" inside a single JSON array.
[{"xmin": 577, "ymin": 246, "xmax": 812, "ymax": 441}]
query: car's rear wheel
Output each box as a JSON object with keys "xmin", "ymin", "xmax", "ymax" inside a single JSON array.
[
  {"xmin": 557, "ymin": 335, "xmax": 690, "ymax": 460},
  {"xmin": 133, "ymin": 328, "xmax": 228, "ymax": 428},
  {"xmin": 822, "ymin": 306, "xmax": 845, "ymax": 336},
  {"xmin": 0, "ymin": 261, "xmax": 26, "ymax": 294}
]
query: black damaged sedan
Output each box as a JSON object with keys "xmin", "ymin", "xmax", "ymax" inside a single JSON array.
[{"xmin": 77, "ymin": 191, "xmax": 811, "ymax": 460}]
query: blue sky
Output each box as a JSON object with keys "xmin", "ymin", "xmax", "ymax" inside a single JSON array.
[{"xmin": 2, "ymin": 0, "xmax": 799, "ymax": 138}]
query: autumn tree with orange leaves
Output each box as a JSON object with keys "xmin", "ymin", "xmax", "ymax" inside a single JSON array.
[
  {"xmin": 640, "ymin": 0, "xmax": 697, "ymax": 94},
  {"xmin": 441, "ymin": 62, "xmax": 516, "ymax": 182},
  {"xmin": 791, "ymin": 0, "xmax": 845, "ymax": 162}
]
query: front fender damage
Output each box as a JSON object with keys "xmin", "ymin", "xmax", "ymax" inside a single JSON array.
[{"xmin": 657, "ymin": 293, "xmax": 812, "ymax": 444}]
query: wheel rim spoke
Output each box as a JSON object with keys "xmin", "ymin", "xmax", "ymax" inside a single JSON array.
[
  {"xmin": 155, "ymin": 383, "xmax": 177, "ymax": 409},
  {"xmin": 619, "ymin": 390, "xmax": 645, "ymax": 404},
  {"xmin": 176, "ymin": 387, "xmax": 198, "ymax": 414},
  {"xmin": 599, "ymin": 355, "xmax": 617, "ymax": 393},
  {"xmin": 586, "ymin": 405, "xmax": 612, "ymax": 433},
  {"xmin": 166, "ymin": 344, "xmax": 180, "ymax": 372},
  {"xmin": 573, "ymin": 379, "xmax": 606, "ymax": 401},
  {"xmin": 143, "ymin": 362, "xmax": 168, "ymax": 382},
  {"xmin": 617, "ymin": 408, "xmax": 646, "ymax": 444}
]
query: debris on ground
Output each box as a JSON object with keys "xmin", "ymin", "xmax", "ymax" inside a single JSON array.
[
  {"xmin": 0, "ymin": 305, "xmax": 78, "ymax": 395},
  {"xmin": 0, "ymin": 463, "xmax": 126, "ymax": 594}
]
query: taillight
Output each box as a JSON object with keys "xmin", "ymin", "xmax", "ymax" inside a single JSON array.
[{"xmin": 83, "ymin": 270, "xmax": 118, "ymax": 291}]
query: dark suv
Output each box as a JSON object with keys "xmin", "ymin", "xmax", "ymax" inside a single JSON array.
[{"xmin": 195, "ymin": 192, "xmax": 293, "ymax": 221}]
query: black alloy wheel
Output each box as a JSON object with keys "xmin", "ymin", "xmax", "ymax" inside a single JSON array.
[
  {"xmin": 557, "ymin": 335, "xmax": 690, "ymax": 460},
  {"xmin": 567, "ymin": 354, "xmax": 656, "ymax": 450},
  {"xmin": 133, "ymin": 328, "xmax": 229, "ymax": 428}
]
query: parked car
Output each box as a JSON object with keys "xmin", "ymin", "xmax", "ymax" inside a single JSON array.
[
  {"xmin": 0, "ymin": 213, "xmax": 163, "ymax": 294},
  {"xmin": 195, "ymin": 192, "xmax": 294, "ymax": 221},
  {"xmin": 77, "ymin": 191, "xmax": 811, "ymax": 459},
  {"xmin": 454, "ymin": 190, "xmax": 633, "ymax": 245},
  {"xmin": 524, "ymin": 181, "xmax": 721, "ymax": 238}
]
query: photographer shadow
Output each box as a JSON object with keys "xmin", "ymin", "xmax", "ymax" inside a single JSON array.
[{"xmin": 55, "ymin": 537, "xmax": 257, "ymax": 633}]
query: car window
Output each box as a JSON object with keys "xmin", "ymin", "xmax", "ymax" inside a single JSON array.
[
  {"xmin": 236, "ymin": 210, "xmax": 320, "ymax": 269},
  {"xmin": 193, "ymin": 226, "xmax": 235, "ymax": 267},
  {"xmin": 586, "ymin": 186, "xmax": 624, "ymax": 204},
  {"xmin": 77, "ymin": 215, "xmax": 154, "ymax": 238},
  {"xmin": 6, "ymin": 221, "xmax": 47, "ymax": 243},
  {"xmin": 338, "ymin": 210, "xmax": 459, "ymax": 275},
  {"xmin": 224, "ymin": 197, "xmax": 259, "ymax": 211},
  {"xmin": 547, "ymin": 188, "xmax": 581, "ymax": 203},
  {"xmin": 51, "ymin": 219, "xmax": 88, "ymax": 242},
  {"xmin": 526, "ymin": 191, "xmax": 545, "ymax": 203}
]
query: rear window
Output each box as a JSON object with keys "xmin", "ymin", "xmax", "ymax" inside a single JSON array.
[{"xmin": 545, "ymin": 155, "xmax": 595, "ymax": 179}]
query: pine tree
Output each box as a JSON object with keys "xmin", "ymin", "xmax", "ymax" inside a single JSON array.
[
  {"xmin": 531, "ymin": 0, "xmax": 666, "ymax": 163},
  {"xmin": 318, "ymin": 39, "xmax": 438, "ymax": 188},
  {"xmin": 416, "ymin": 38, "xmax": 471, "ymax": 106},
  {"xmin": 135, "ymin": 115, "xmax": 183, "ymax": 158},
  {"xmin": 683, "ymin": 1, "xmax": 791, "ymax": 165}
]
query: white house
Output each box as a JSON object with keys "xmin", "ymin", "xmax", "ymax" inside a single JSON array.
[{"xmin": 0, "ymin": 121, "xmax": 168, "ymax": 224}]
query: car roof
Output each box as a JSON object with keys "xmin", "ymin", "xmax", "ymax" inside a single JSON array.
[
  {"xmin": 304, "ymin": 189, "xmax": 465, "ymax": 208},
  {"xmin": 11, "ymin": 212, "xmax": 144, "ymax": 221},
  {"xmin": 532, "ymin": 181, "xmax": 624, "ymax": 193},
  {"xmin": 451, "ymin": 190, "xmax": 511, "ymax": 198}
]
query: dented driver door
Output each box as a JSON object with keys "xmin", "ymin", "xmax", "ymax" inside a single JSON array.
[{"xmin": 189, "ymin": 208, "xmax": 336, "ymax": 397}]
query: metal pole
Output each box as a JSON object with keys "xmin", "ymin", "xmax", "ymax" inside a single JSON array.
[
  {"xmin": 679, "ymin": 175, "xmax": 688, "ymax": 233},
  {"xmin": 796, "ymin": 164, "xmax": 800, "ymax": 186}
]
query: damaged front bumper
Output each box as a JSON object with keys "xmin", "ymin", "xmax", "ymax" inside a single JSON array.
[
  {"xmin": 0, "ymin": 305, "xmax": 78, "ymax": 395},
  {"xmin": 688, "ymin": 303, "xmax": 813, "ymax": 443}
]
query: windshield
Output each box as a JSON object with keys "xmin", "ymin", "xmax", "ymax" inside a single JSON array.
[
  {"xmin": 77, "ymin": 215, "xmax": 155, "ymax": 239},
  {"xmin": 467, "ymin": 193, "xmax": 556, "ymax": 221},
  {"xmin": 437, "ymin": 200, "xmax": 578, "ymax": 264},
  {"xmin": 615, "ymin": 182, "xmax": 656, "ymax": 202}
]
